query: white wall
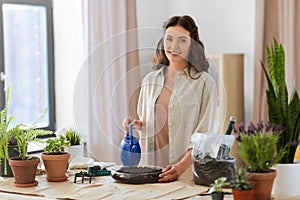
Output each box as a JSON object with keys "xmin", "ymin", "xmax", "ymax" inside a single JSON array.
[
  {"xmin": 52, "ymin": 0, "xmax": 84, "ymax": 131},
  {"xmin": 136, "ymin": 0, "xmax": 255, "ymax": 125}
]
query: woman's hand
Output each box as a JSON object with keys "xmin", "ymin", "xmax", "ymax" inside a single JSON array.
[
  {"xmin": 158, "ymin": 149, "xmax": 192, "ymax": 183},
  {"xmin": 122, "ymin": 117, "xmax": 143, "ymax": 132},
  {"xmin": 158, "ymin": 164, "xmax": 183, "ymax": 183}
]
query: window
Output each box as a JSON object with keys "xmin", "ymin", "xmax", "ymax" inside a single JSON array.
[{"xmin": 0, "ymin": 0, "xmax": 55, "ymax": 133}]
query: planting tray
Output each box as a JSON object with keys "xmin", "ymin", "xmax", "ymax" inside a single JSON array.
[{"xmin": 111, "ymin": 166, "xmax": 163, "ymax": 184}]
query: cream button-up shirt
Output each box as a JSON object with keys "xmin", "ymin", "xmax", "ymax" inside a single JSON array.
[{"xmin": 137, "ymin": 66, "xmax": 217, "ymax": 166}]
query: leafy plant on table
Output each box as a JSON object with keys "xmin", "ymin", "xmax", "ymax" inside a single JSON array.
[
  {"xmin": 231, "ymin": 167, "xmax": 254, "ymax": 190},
  {"xmin": 0, "ymin": 87, "xmax": 14, "ymax": 175},
  {"xmin": 261, "ymin": 38, "xmax": 300, "ymax": 163},
  {"xmin": 65, "ymin": 129, "xmax": 81, "ymax": 145},
  {"xmin": 209, "ymin": 177, "xmax": 230, "ymax": 194},
  {"xmin": 13, "ymin": 108, "xmax": 53, "ymax": 160},
  {"xmin": 235, "ymin": 121, "xmax": 286, "ymax": 172},
  {"xmin": 44, "ymin": 135, "xmax": 71, "ymax": 155}
]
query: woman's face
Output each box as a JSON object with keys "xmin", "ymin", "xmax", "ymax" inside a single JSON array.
[{"xmin": 163, "ymin": 25, "xmax": 191, "ymax": 65}]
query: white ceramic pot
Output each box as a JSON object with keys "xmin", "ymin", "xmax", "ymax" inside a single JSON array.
[
  {"xmin": 66, "ymin": 144, "xmax": 84, "ymax": 161},
  {"xmin": 272, "ymin": 162, "xmax": 300, "ymax": 196}
]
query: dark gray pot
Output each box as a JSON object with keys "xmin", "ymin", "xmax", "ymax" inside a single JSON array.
[
  {"xmin": 211, "ymin": 192, "xmax": 224, "ymax": 200},
  {"xmin": 0, "ymin": 145, "xmax": 19, "ymax": 177}
]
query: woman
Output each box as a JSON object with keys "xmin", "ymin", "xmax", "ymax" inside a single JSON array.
[{"xmin": 123, "ymin": 15, "xmax": 217, "ymax": 182}]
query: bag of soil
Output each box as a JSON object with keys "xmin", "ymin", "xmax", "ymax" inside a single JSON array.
[{"xmin": 191, "ymin": 132, "xmax": 235, "ymax": 186}]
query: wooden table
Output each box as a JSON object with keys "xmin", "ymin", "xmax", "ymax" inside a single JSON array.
[
  {"xmin": 0, "ymin": 165, "xmax": 300, "ymax": 200},
  {"xmin": 0, "ymin": 166, "xmax": 234, "ymax": 200}
]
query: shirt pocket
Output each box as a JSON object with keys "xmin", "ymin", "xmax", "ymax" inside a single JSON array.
[{"xmin": 179, "ymin": 96, "xmax": 200, "ymax": 122}]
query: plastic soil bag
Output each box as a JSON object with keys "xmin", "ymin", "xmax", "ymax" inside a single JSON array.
[{"xmin": 191, "ymin": 132, "xmax": 235, "ymax": 186}]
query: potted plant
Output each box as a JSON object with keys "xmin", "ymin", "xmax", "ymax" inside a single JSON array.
[
  {"xmin": 0, "ymin": 137, "xmax": 19, "ymax": 177},
  {"xmin": 8, "ymin": 110, "xmax": 52, "ymax": 187},
  {"xmin": 235, "ymin": 121, "xmax": 286, "ymax": 200},
  {"xmin": 41, "ymin": 135, "xmax": 71, "ymax": 182},
  {"xmin": 0, "ymin": 87, "xmax": 16, "ymax": 177},
  {"xmin": 230, "ymin": 167, "xmax": 254, "ymax": 200},
  {"xmin": 65, "ymin": 128, "xmax": 83, "ymax": 161},
  {"xmin": 261, "ymin": 38, "xmax": 300, "ymax": 196},
  {"xmin": 208, "ymin": 177, "xmax": 230, "ymax": 200},
  {"xmin": 261, "ymin": 38, "xmax": 300, "ymax": 164}
]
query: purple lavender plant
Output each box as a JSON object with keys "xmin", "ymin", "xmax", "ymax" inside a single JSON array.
[{"xmin": 234, "ymin": 121, "xmax": 287, "ymax": 172}]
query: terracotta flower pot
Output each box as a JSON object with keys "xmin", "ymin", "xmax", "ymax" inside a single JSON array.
[
  {"xmin": 232, "ymin": 189, "xmax": 254, "ymax": 200},
  {"xmin": 248, "ymin": 169, "xmax": 276, "ymax": 200},
  {"xmin": 41, "ymin": 152, "xmax": 70, "ymax": 182},
  {"xmin": 9, "ymin": 156, "xmax": 40, "ymax": 187}
]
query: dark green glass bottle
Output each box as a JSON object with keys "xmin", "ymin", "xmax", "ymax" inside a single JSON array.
[{"xmin": 216, "ymin": 116, "xmax": 236, "ymax": 160}]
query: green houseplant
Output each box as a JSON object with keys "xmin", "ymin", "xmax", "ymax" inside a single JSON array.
[
  {"xmin": 65, "ymin": 128, "xmax": 83, "ymax": 162},
  {"xmin": 65, "ymin": 129, "xmax": 81, "ymax": 145},
  {"xmin": 0, "ymin": 87, "xmax": 16, "ymax": 177},
  {"xmin": 8, "ymin": 108, "xmax": 52, "ymax": 187},
  {"xmin": 230, "ymin": 167, "xmax": 254, "ymax": 200},
  {"xmin": 261, "ymin": 38, "xmax": 300, "ymax": 164},
  {"xmin": 236, "ymin": 121, "xmax": 285, "ymax": 173},
  {"xmin": 12, "ymin": 108, "xmax": 52, "ymax": 160},
  {"xmin": 261, "ymin": 39, "xmax": 300, "ymax": 196},
  {"xmin": 41, "ymin": 135, "xmax": 71, "ymax": 182},
  {"xmin": 208, "ymin": 177, "xmax": 230, "ymax": 200},
  {"xmin": 235, "ymin": 121, "xmax": 285, "ymax": 200},
  {"xmin": 43, "ymin": 135, "xmax": 71, "ymax": 154}
]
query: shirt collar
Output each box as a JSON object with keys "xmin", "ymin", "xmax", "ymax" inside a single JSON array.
[{"xmin": 157, "ymin": 65, "xmax": 201, "ymax": 77}]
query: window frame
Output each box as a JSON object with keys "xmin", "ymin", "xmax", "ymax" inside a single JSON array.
[{"xmin": 0, "ymin": 0, "xmax": 56, "ymax": 135}]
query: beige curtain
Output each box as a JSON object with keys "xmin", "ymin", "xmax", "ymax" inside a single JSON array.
[
  {"xmin": 78, "ymin": 0, "xmax": 140, "ymax": 163},
  {"xmin": 252, "ymin": 0, "xmax": 300, "ymax": 122}
]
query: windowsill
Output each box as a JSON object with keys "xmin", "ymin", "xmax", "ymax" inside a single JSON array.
[{"xmin": 27, "ymin": 141, "xmax": 47, "ymax": 155}]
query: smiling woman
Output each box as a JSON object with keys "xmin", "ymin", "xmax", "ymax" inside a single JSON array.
[{"xmin": 122, "ymin": 15, "xmax": 217, "ymax": 183}]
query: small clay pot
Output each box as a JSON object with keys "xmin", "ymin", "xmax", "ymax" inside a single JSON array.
[
  {"xmin": 9, "ymin": 156, "xmax": 40, "ymax": 187},
  {"xmin": 41, "ymin": 152, "xmax": 70, "ymax": 182},
  {"xmin": 232, "ymin": 189, "xmax": 254, "ymax": 200}
]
